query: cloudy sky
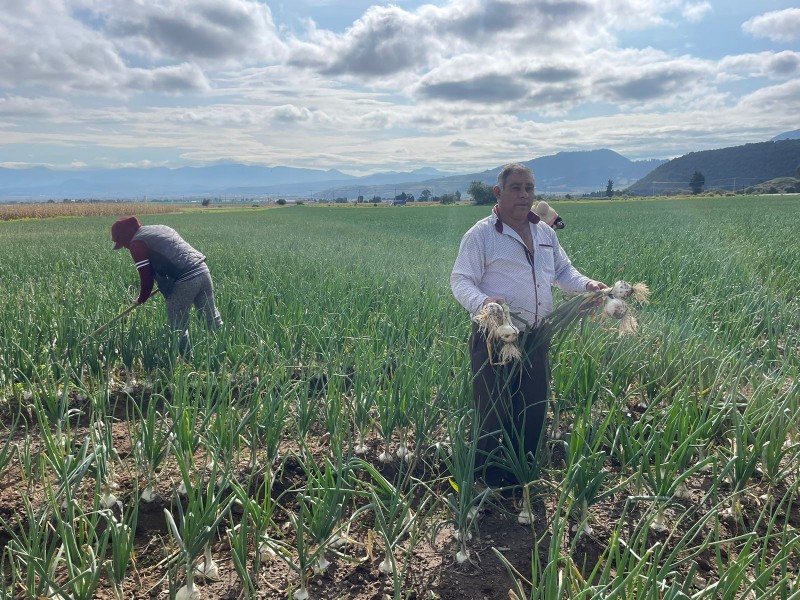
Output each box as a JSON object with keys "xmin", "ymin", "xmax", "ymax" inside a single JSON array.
[{"xmin": 1, "ymin": 0, "xmax": 798, "ymax": 175}]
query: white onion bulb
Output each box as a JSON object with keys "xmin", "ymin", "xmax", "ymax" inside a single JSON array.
[
  {"xmin": 496, "ymin": 323, "xmax": 519, "ymax": 343},
  {"xmin": 604, "ymin": 297, "xmax": 628, "ymax": 319},
  {"xmin": 610, "ymin": 281, "xmax": 633, "ymax": 299}
]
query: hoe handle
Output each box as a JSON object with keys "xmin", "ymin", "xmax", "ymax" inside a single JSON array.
[{"xmin": 80, "ymin": 289, "xmax": 159, "ymax": 344}]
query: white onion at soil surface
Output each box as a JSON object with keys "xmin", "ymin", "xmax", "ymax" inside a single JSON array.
[
  {"xmin": 396, "ymin": 442, "xmax": 409, "ymax": 458},
  {"xmin": 571, "ymin": 522, "xmax": 594, "ymax": 535},
  {"xmin": 379, "ymin": 554, "xmax": 394, "ymax": 574},
  {"xmin": 196, "ymin": 558, "xmax": 219, "ymax": 580},
  {"xmin": 312, "ymin": 554, "xmax": 330, "ymax": 574},
  {"xmin": 453, "ymin": 529, "xmax": 472, "ymax": 542},
  {"xmin": 455, "ymin": 548, "xmax": 471, "ymax": 564},
  {"xmin": 141, "ymin": 486, "xmax": 157, "ymax": 503},
  {"xmin": 259, "ymin": 540, "xmax": 276, "ymax": 562},
  {"xmin": 175, "ymin": 584, "xmax": 201, "ymax": 600},
  {"xmin": 100, "ymin": 492, "xmax": 118, "ymax": 509},
  {"xmin": 650, "ymin": 506, "xmax": 669, "ymax": 533},
  {"xmin": 517, "ymin": 508, "xmax": 532, "ymax": 525},
  {"xmin": 293, "ymin": 586, "xmax": 310, "ymax": 600}
]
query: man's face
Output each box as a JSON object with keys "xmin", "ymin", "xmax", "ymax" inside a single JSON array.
[{"xmin": 494, "ymin": 171, "xmax": 535, "ymax": 222}]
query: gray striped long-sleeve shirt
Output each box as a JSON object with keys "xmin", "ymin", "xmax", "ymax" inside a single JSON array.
[{"xmin": 451, "ymin": 212, "xmax": 590, "ymax": 329}]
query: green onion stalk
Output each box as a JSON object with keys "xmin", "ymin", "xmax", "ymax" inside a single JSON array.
[
  {"xmin": 375, "ymin": 386, "xmax": 398, "ymax": 463},
  {"xmin": 265, "ymin": 482, "xmax": 356, "ymax": 600},
  {"xmin": 0, "ymin": 495, "xmax": 64, "ymax": 600},
  {"xmin": 103, "ymin": 501, "xmax": 138, "ymax": 600},
  {"xmin": 562, "ymin": 400, "xmax": 615, "ymax": 535},
  {"xmin": 23, "ymin": 363, "xmax": 77, "ymax": 454},
  {"xmin": 163, "ymin": 460, "xmax": 232, "ymax": 600},
  {"xmin": 437, "ymin": 411, "xmax": 487, "ymax": 564},
  {"xmin": 201, "ymin": 394, "xmax": 254, "ymax": 489},
  {"xmin": 226, "ymin": 505, "xmax": 257, "ymax": 599},
  {"xmin": 166, "ymin": 383, "xmax": 206, "ymax": 496},
  {"xmin": 389, "ymin": 364, "xmax": 414, "ymax": 461},
  {"xmin": 89, "ymin": 410, "xmax": 120, "ymax": 510},
  {"xmin": 40, "ymin": 430, "xmax": 95, "ymax": 514},
  {"xmin": 230, "ymin": 472, "xmax": 278, "ymax": 571},
  {"xmin": 298, "ymin": 453, "xmax": 354, "ymax": 576},
  {"xmin": 347, "ymin": 347, "xmax": 379, "ymax": 454},
  {"xmin": 720, "ymin": 408, "xmax": 762, "ymax": 523},
  {"xmin": 50, "ymin": 482, "xmax": 111, "ymax": 600},
  {"xmin": 353, "ymin": 462, "xmax": 423, "ymax": 576},
  {"xmin": 245, "ymin": 374, "xmax": 289, "ymax": 482},
  {"xmin": 638, "ymin": 399, "xmax": 707, "ymax": 532},
  {"xmin": 130, "ymin": 392, "xmax": 173, "ymax": 502}
]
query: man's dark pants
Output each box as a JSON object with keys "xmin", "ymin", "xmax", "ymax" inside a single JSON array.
[{"xmin": 470, "ymin": 324, "xmax": 549, "ymax": 485}]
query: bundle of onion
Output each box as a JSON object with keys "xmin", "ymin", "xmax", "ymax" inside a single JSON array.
[
  {"xmin": 600, "ymin": 281, "xmax": 650, "ymax": 336},
  {"xmin": 474, "ymin": 302, "xmax": 521, "ymax": 365}
]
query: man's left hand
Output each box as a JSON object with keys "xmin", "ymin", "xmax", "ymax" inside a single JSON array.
[{"xmin": 586, "ymin": 280, "xmax": 609, "ymax": 292}]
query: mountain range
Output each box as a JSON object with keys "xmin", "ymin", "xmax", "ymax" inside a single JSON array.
[
  {"xmin": 0, "ymin": 151, "xmax": 663, "ymax": 200},
  {"xmin": 1, "ymin": 129, "xmax": 798, "ymax": 201}
]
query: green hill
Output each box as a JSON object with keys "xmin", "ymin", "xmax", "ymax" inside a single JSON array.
[
  {"xmin": 744, "ymin": 177, "xmax": 800, "ymax": 194},
  {"xmin": 626, "ymin": 139, "xmax": 800, "ymax": 196}
]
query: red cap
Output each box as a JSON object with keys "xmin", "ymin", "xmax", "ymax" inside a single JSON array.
[{"xmin": 111, "ymin": 216, "xmax": 141, "ymax": 250}]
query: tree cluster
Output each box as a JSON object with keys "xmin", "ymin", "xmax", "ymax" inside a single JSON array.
[
  {"xmin": 468, "ymin": 181, "xmax": 495, "ymax": 205},
  {"xmin": 690, "ymin": 171, "xmax": 705, "ymax": 194}
]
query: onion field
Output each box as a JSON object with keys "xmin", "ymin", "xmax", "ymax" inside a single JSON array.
[{"xmin": 0, "ymin": 196, "xmax": 798, "ymax": 600}]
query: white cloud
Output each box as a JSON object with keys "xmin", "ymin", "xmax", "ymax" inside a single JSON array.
[
  {"xmin": 74, "ymin": 0, "xmax": 285, "ymax": 64},
  {"xmin": 719, "ymin": 51, "xmax": 800, "ymax": 80},
  {"xmin": 0, "ymin": 96, "xmax": 70, "ymax": 119},
  {"xmin": 169, "ymin": 107, "xmax": 258, "ymax": 127},
  {"xmin": 287, "ymin": 4, "xmax": 439, "ymax": 78},
  {"xmin": 127, "ymin": 64, "xmax": 211, "ymax": 94},
  {"xmin": 0, "ymin": 0, "xmax": 797, "ymax": 173},
  {"xmin": 0, "ymin": 0, "xmax": 283, "ymax": 98},
  {"xmin": 742, "ymin": 8, "xmax": 800, "ymax": 43},
  {"xmin": 682, "ymin": 1, "xmax": 712, "ymax": 23},
  {"xmin": 269, "ymin": 104, "xmax": 315, "ymax": 124},
  {"xmin": 737, "ymin": 78, "xmax": 800, "ymax": 114},
  {"xmin": 0, "ymin": 0, "xmax": 129, "ymax": 94}
]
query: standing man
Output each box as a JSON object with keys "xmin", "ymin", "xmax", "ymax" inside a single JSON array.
[
  {"xmin": 111, "ymin": 216, "xmax": 222, "ymax": 357},
  {"xmin": 451, "ymin": 163, "xmax": 606, "ymax": 486}
]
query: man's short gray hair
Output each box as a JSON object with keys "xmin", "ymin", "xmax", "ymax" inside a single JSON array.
[{"xmin": 496, "ymin": 163, "xmax": 535, "ymax": 189}]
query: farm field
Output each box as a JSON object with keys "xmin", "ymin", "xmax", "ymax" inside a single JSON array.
[{"xmin": 0, "ymin": 196, "xmax": 799, "ymax": 599}]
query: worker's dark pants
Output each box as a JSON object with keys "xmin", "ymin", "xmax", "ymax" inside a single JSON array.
[{"xmin": 470, "ymin": 324, "xmax": 549, "ymax": 485}]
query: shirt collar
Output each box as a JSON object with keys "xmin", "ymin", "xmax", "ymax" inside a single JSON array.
[{"xmin": 492, "ymin": 204, "xmax": 540, "ymax": 233}]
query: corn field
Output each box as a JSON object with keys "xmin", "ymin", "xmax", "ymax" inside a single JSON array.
[
  {"xmin": 0, "ymin": 197, "xmax": 798, "ymax": 599},
  {"xmin": 0, "ymin": 202, "xmax": 187, "ymax": 222}
]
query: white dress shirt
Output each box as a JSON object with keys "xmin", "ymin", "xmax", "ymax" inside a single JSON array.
[{"xmin": 451, "ymin": 212, "xmax": 590, "ymax": 329}]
